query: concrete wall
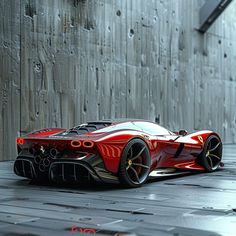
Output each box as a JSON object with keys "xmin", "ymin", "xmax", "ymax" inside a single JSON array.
[{"xmin": 1, "ymin": 0, "xmax": 236, "ymax": 161}]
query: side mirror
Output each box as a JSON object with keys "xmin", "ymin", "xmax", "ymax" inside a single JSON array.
[{"xmin": 178, "ymin": 129, "xmax": 188, "ymax": 136}]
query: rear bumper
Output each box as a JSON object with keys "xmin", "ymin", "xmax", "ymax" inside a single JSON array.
[
  {"xmin": 14, "ymin": 158, "xmax": 36, "ymax": 179},
  {"xmin": 14, "ymin": 151, "xmax": 119, "ymax": 184},
  {"xmin": 49, "ymin": 159, "xmax": 119, "ymax": 183}
]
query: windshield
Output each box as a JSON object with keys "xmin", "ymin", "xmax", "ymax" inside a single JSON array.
[
  {"xmin": 133, "ymin": 121, "xmax": 172, "ymax": 135},
  {"xmin": 92, "ymin": 122, "xmax": 138, "ymax": 133},
  {"xmin": 92, "ymin": 121, "xmax": 172, "ymax": 136}
]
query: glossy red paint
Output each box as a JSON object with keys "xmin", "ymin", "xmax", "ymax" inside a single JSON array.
[
  {"xmin": 96, "ymin": 143, "xmax": 125, "ymax": 173},
  {"xmin": 27, "ymin": 128, "xmax": 66, "ymax": 137}
]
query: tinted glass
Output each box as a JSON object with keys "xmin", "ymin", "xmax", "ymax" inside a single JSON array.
[
  {"xmin": 133, "ymin": 121, "xmax": 171, "ymax": 135},
  {"xmin": 92, "ymin": 122, "xmax": 141, "ymax": 133},
  {"xmin": 92, "ymin": 121, "xmax": 171, "ymax": 135}
]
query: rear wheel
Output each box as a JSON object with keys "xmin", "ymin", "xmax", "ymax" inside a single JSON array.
[
  {"xmin": 119, "ymin": 139, "xmax": 151, "ymax": 187},
  {"xmin": 199, "ymin": 135, "xmax": 222, "ymax": 172}
]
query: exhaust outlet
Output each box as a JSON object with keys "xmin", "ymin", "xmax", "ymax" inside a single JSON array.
[
  {"xmin": 50, "ymin": 148, "xmax": 58, "ymax": 159},
  {"xmin": 34, "ymin": 155, "xmax": 42, "ymax": 165},
  {"xmin": 39, "ymin": 164, "xmax": 46, "ymax": 172},
  {"xmin": 43, "ymin": 158, "xmax": 50, "ymax": 167}
]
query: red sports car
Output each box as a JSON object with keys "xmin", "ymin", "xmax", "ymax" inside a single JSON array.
[{"xmin": 14, "ymin": 120, "xmax": 223, "ymax": 187}]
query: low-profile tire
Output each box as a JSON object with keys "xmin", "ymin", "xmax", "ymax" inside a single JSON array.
[
  {"xmin": 119, "ymin": 138, "xmax": 151, "ymax": 187},
  {"xmin": 198, "ymin": 135, "xmax": 222, "ymax": 172}
]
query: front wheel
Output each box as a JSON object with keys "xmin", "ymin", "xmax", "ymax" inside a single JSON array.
[
  {"xmin": 199, "ymin": 135, "xmax": 222, "ymax": 172},
  {"xmin": 119, "ymin": 139, "xmax": 151, "ymax": 187}
]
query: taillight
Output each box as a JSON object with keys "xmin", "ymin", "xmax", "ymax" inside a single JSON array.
[
  {"xmin": 16, "ymin": 137, "xmax": 25, "ymax": 145},
  {"xmin": 71, "ymin": 140, "xmax": 82, "ymax": 148},
  {"xmin": 71, "ymin": 140, "xmax": 94, "ymax": 148},
  {"xmin": 83, "ymin": 140, "xmax": 94, "ymax": 148}
]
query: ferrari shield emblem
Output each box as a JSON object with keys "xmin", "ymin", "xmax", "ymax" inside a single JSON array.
[{"xmin": 197, "ymin": 136, "xmax": 204, "ymax": 143}]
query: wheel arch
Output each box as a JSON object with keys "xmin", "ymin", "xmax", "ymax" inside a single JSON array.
[
  {"xmin": 95, "ymin": 134, "xmax": 150, "ymax": 174},
  {"xmin": 197, "ymin": 133, "xmax": 223, "ymax": 172},
  {"xmin": 118, "ymin": 137, "xmax": 151, "ymax": 187}
]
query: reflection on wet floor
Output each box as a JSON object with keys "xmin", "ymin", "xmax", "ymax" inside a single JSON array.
[{"xmin": 0, "ymin": 145, "xmax": 235, "ymax": 236}]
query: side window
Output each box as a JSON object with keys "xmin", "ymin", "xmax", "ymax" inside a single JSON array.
[
  {"xmin": 93, "ymin": 122, "xmax": 138, "ymax": 133},
  {"xmin": 134, "ymin": 122, "xmax": 170, "ymax": 135}
]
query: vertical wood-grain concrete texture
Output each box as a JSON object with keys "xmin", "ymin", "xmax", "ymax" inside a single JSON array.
[
  {"xmin": 0, "ymin": 0, "xmax": 21, "ymax": 161},
  {"xmin": 1, "ymin": 0, "xmax": 236, "ymax": 161}
]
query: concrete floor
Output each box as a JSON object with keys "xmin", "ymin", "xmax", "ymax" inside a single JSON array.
[{"xmin": 0, "ymin": 145, "xmax": 235, "ymax": 236}]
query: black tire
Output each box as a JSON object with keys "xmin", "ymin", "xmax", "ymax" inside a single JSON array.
[
  {"xmin": 119, "ymin": 138, "xmax": 151, "ymax": 187},
  {"xmin": 199, "ymin": 135, "xmax": 222, "ymax": 172}
]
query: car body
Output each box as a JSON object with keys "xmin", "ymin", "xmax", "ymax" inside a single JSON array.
[{"xmin": 14, "ymin": 120, "xmax": 223, "ymax": 187}]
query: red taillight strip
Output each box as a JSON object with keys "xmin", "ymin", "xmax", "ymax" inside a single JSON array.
[
  {"xmin": 71, "ymin": 140, "xmax": 82, "ymax": 148},
  {"xmin": 83, "ymin": 140, "xmax": 94, "ymax": 148},
  {"xmin": 16, "ymin": 137, "xmax": 25, "ymax": 145}
]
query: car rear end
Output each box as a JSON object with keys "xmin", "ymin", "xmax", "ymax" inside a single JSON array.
[{"xmin": 14, "ymin": 136, "xmax": 119, "ymax": 184}]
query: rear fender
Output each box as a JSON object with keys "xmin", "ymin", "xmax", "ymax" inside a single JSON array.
[{"xmin": 96, "ymin": 131, "xmax": 150, "ymax": 173}]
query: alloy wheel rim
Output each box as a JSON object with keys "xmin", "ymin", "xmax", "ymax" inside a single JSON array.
[
  {"xmin": 205, "ymin": 137, "xmax": 222, "ymax": 170},
  {"xmin": 125, "ymin": 143, "xmax": 150, "ymax": 184}
]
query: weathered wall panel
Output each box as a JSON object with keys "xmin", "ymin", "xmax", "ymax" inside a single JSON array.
[
  {"xmin": 0, "ymin": 0, "xmax": 21, "ymax": 161},
  {"xmin": 1, "ymin": 0, "xmax": 236, "ymax": 161}
]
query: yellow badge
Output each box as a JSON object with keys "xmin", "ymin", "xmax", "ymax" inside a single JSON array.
[
  {"xmin": 197, "ymin": 135, "xmax": 204, "ymax": 143},
  {"xmin": 141, "ymin": 134, "xmax": 149, "ymax": 140}
]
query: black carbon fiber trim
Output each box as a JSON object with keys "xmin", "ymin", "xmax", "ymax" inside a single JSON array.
[
  {"xmin": 14, "ymin": 150, "xmax": 119, "ymax": 184},
  {"xmin": 48, "ymin": 158, "xmax": 119, "ymax": 184},
  {"xmin": 14, "ymin": 158, "xmax": 36, "ymax": 179}
]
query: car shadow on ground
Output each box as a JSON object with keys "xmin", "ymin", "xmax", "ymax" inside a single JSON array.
[{"xmin": 11, "ymin": 168, "xmax": 225, "ymax": 193}]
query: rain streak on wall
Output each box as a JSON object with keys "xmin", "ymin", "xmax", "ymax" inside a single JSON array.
[{"xmin": 1, "ymin": 0, "xmax": 236, "ymax": 161}]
